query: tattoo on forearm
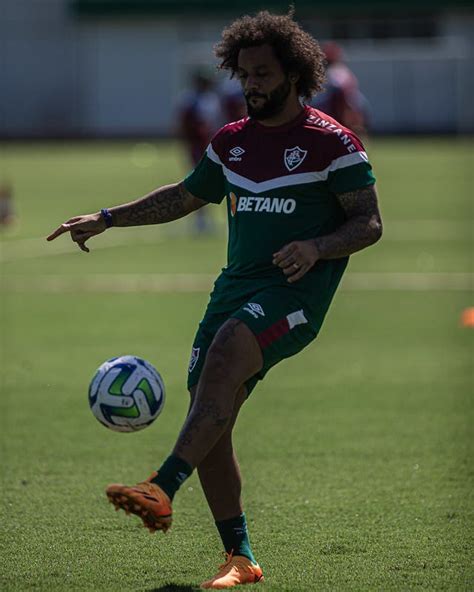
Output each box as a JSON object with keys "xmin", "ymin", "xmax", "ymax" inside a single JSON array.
[
  {"xmin": 110, "ymin": 182, "xmax": 202, "ymax": 227},
  {"xmin": 315, "ymin": 186, "xmax": 383, "ymax": 259}
]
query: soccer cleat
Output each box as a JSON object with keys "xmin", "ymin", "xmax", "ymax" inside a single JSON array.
[
  {"xmin": 106, "ymin": 472, "xmax": 172, "ymax": 533},
  {"xmin": 200, "ymin": 553, "xmax": 264, "ymax": 589}
]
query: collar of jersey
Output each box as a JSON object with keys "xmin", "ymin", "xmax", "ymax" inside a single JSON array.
[{"xmin": 249, "ymin": 105, "xmax": 309, "ymax": 134}]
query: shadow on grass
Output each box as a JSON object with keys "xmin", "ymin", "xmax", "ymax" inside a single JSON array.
[{"xmin": 147, "ymin": 585, "xmax": 199, "ymax": 592}]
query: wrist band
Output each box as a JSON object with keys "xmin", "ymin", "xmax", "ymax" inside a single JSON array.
[{"xmin": 100, "ymin": 208, "xmax": 113, "ymax": 228}]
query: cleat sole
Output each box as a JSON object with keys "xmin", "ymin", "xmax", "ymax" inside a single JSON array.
[{"xmin": 106, "ymin": 486, "xmax": 172, "ymax": 533}]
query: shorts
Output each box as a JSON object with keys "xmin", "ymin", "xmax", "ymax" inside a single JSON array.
[{"xmin": 187, "ymin": 260, "xmax": 347, "ymax": 395}]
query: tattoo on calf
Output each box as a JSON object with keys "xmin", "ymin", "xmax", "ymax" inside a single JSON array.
[{"xmin": 175, "ymin": 398, "xmax": 230, "ymax": 453}]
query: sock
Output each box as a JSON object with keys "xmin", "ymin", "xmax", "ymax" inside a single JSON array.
[
  {"xmin": 216, "ymin": 513, "xmax": 257, "ymax": 564},
  {"xmin": 151, "ymin": 454, "xmax": 193, "ymax": 501}
]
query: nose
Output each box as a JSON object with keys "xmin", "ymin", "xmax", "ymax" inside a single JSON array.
[{"xmin": 244, "ymin": 75, "xmax": 260, "ymax": 94}]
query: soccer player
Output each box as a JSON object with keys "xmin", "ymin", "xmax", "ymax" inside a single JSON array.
[
  {"xmin": 47, "ymin": 10, "xmax": 382, "ymax": 589},
  {"xmin": 177, "ymin": 69, "xmax": 224, "ymax": 234},
  {"xmin": 311, "ymin": 41, "xmax": 371, "ymax": 137}
]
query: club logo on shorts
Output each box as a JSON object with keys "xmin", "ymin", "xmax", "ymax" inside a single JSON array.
[
  {"xmin": 284, "ymin": 146, "xmax": 308, "ymax": 171},
  {"xmin": 243, "ymin": 302, "xmax": 265, "ymax": 319},
  {"xmin": 188, "ymin": 347, "xmax": 200, "ymax": 373},
  {"xmin": 229, "ymin": 192, "xmax": 237, "ymax": 217}
]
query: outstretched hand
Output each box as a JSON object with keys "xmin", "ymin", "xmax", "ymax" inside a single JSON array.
[
  {"xmin": 273, "ymin": 239, "xmax": 320, "ymax": 283},
  {"xmin": 46, "ymin": 213, "xmax": 106, "ymax": 252}
]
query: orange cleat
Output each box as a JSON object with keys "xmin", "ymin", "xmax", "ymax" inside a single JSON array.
[
  {"xmin": 200, "ymin": 553, "xmax": 264, "ymax": 589},
  {"xmin": 106, "ymin": 473, "xmax": 172, "ymax": 533}
]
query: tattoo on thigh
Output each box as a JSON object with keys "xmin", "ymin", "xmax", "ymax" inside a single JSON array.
[{"xmin": 216, "ymin": 319, "xmax": 242, "ymax": 348}]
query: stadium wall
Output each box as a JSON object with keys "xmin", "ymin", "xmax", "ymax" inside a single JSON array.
[{"xmin": 1, "ymin": 0, "xmax": 473, "ymax": 137}]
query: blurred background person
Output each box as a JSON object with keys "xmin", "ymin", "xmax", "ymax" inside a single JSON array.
[
  {"xmin": 218, "ymin": 77, "xmax": 247, "ymax": 123},
  {"xmin": 0, "ymin": 182, "xmax": 16, "ymax": 228},
  {"xmin": 177, "ymin": 69, "xmax": 224, "ymax": 235},
  {"xmin": 312, "ymin": 41, "xmax": 371, "ymax": 137}
]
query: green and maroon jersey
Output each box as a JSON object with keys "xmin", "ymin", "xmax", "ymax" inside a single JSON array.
[{"xmin": 184, "ymin": 105, "xmax": 375, "ymax": 280}]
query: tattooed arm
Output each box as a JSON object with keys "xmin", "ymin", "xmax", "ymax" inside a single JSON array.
[
  {"xmin": 46, "ymin": 181, "xmax": 207, "ymax": 252},
  {"xmin": 314, "ymin": 184, "xmax": 383, "ymax": 259},
  {"xmin": 273, "ymin": 185, "xmax": 383, "ymax": 283},
  {"xmin": 109, "ymin": 182, "xmax": 206, "ymax": 227}
]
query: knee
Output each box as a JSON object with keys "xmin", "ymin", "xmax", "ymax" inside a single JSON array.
[{"xmin": 200, "ymin": 319, "xmax": 262, "ymax": 391}]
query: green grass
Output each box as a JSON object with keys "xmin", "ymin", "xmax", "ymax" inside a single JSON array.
[{"xmin": 1, "ymin": 138, "xmax": 473, "ymax": 591}]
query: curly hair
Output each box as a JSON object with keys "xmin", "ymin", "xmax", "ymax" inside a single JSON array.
[{"xmin": 214, "ymin": 9, "xmax": 326, "ymax": 100}]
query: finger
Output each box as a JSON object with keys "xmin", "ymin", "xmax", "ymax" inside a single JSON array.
[
  {"xmin": 72, "ymin": 231, "xmax": 95, "ymax": 243},
  {"xmin": 272, "ymin": 243, "xmax": 297, "ymax": 265},
  {"xmin": 273, "ymin": 245, "xmax": 296, "ymax": 265},
  {"xmin": 46, "ymin": 223, "xmax": 72, "ymax": 241},
  {"xmin": 74, "ymin": 231, "xmax": 95, "ymax": 253},
  {"xmin": 274, "ymin": 253, "xmax": 297, "ymax": 269},
  {"xmin": 287, "ymin": 264, "xmax": 309, "ymax": 283},
  {"xmin": 46, "ymin": 217, "xmax": 82, "ymax": 241},
  {"xmin": 282, "ymin": 262, "xmax": 302, "ymax": 276}
]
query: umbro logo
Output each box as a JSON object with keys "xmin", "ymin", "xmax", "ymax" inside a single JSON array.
[
  {"xmin": 243, "ymin": 302, "xmax": 265, "ymax": 319},
  {"xmin": 229, "ymin": 146, "xmax": 245, "ymax": 162}
]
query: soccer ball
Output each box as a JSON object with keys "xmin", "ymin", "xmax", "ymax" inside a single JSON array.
[{"xmin": 88, "ymin": 355, "xmax": 165, "ymax": 432}]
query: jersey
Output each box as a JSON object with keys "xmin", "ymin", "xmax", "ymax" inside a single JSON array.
[{"xmin": 184, "ymin": 105, "xmax": 375, "ymax": 280}]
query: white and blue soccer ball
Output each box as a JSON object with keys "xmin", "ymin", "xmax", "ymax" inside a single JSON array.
[{"xmin": 88, "ymin": 355, "xmax": 165, "ymax": 432}]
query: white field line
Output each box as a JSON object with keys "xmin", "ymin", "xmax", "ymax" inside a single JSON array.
[
  {"xmin": 2, "ymin": 272, "xmax": 473, "ymax": 293},
  {"xmin": 386, "ymin": 220, "xmax": 472, "ymax": 241},
  {"xmin": 0, "ymin": 219, "xmax": 472, "ymax": 263},
  {"xmin": 0, "ymin": 229, "xmax": 167, "ymax": 262}
]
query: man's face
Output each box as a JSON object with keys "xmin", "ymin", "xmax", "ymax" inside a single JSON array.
[{"xmin": 236, "ymin": 44, "xmax": 292, "ymax": 120}]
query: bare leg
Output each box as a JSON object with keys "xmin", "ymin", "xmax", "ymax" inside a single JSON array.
[
  {"xmin": 105, "ymin": 319, "xmax": 260, "ymax": 541},
  {"xmin": 189, "ymin": 384, "xmax": 247, "ymax": 521},
  {"xmin": 172, "ymin": 318, "xmax": 262, "ymax": 469}
]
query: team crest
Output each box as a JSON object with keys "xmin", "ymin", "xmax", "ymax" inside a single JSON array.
[
  {"xmin": 284, "ymin": 146, "xmax": 308, "ymax": 172},
  {"xmin": 188, "ymin": 347, "xmax": 200, "ymax": 373}
]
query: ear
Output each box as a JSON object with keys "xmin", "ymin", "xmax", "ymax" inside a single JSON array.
[{"xmin": 289, "ymin": 72, "xmax": 299, "ymax": 84}]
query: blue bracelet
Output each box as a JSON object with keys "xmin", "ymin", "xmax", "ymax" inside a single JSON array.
[{"xmin": 100, "ymin": 208, "xmax": 113, "ymax": 228}]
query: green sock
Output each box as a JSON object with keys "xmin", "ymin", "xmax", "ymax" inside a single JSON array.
[
  {"xmin": 216, "ymin": 513, "xmax": 257, "ymax": 564},
  {"xmin": 151, "ymin": 454, "xmax": 193, "ymax": 501}
]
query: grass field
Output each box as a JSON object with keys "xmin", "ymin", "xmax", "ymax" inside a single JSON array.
[{"xmin": 0, "ymin": 138, "xmax": 473, "ymax": 591}]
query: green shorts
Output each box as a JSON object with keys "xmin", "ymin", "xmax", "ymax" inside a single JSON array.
[{"xmin": 187, "ymin": 260, "xmax": 347, "ymax": 395}]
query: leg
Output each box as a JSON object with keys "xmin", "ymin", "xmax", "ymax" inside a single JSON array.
[
  {"xmin": 189, "ymin": 384, "xmax": 247, "ymax": 521},
  {"xmin": 172, "ymin": 318, "xmax": 262, "ymax": 469},
  {"xmin": 106, "ymin": 318, "xmax": 261, "ymax": 535},
  {"xmin": 188, "ymin": 385, "xmax": 262, "ymax": 587}
]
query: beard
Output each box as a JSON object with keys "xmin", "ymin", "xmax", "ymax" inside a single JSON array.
[{"xmin": 245, "ymin": 77, "xmax": 292, "ymax": 120}]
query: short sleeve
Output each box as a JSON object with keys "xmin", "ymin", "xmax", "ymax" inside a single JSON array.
[
  {"xmin": 326, "ymin": 145, "xmax": 376, "ymax": 195},
  {"xmin": 183, "ymin": 147, "xmax": 226, "ymax": 204}
]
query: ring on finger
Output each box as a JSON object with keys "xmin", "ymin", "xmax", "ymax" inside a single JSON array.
[{"xmin": 293, "ymin": 262, "xmax": 300, "ymax": 269}]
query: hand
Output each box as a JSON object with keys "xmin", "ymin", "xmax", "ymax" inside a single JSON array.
[
  {"xmin": 46, "ymin": 212, "xmax": 106, "ymax": 252},
  {"xmin": 272, "ymin": 239, "xmax": 320, "ymax": 283}
]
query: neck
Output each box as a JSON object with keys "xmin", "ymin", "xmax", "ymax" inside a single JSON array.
[{"xmin": 258, "ymin": 96, "xmax": 304, "ymax": 127}]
